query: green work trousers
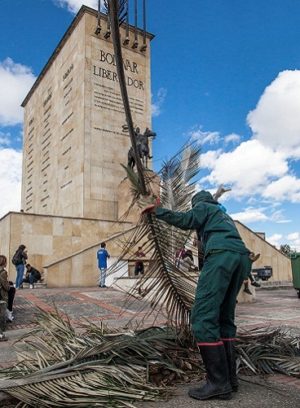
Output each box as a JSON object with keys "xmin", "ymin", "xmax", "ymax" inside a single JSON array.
[{"xmin": 191, "ymin": 250, "xmax": 251, "ymax": 342}]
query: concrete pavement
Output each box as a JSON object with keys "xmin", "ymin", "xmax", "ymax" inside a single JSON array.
[{"xmin": 1, "ymin": 286, "xmax": 300, "ymax": 407}]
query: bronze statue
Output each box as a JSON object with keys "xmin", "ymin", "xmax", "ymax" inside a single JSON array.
[{"xmin": 128, "ymin": 127, "xmax": 156, "ymax": 169}]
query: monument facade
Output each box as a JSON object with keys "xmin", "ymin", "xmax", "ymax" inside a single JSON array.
[
  {"xmin": 21, "ymin": 6, "xmax": 153, "ymax": 220},
  {"xmin": 0, "ymin": 6, "xmax": 155, "ymax": 285},
  {"xmin": 0, "ymin": 6, "xmax": 292, "ymax": 288}
]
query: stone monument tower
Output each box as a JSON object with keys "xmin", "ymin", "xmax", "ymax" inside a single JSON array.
[
  {"xmin": 21, "ymin": 5, "xmax": 153, "ymax": 221},
  {"xmin": 0, "ymin": 5, "xmax": 155, "ymax": 286},
  {"xmin": 0, "ymin": 5, "xmax": 293, "ymax": 289}
]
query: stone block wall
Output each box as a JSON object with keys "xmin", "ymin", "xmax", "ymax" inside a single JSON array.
[
  {"xmin": 0, "ymin": 211, "xmax": 132, "ymax": 284},
  {"xmin": 236, "ymin": 221, "xmax": 292, "ymax": 283}
]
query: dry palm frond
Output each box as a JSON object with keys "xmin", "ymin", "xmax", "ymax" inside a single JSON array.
[
  {"xmin": 237, "ymin": 327, "xmax": 300, "ymax": 377},
  {"xmin": 0, "ymin": 310, "xmax": 200, "ymax": 407},
  {"xmin": 108, "ymin": 143, "xmax": 201, "ymax": 329},
  {"xmin": 1, "ymin": 313, "xmax": 300, "ymax": 407},
  {"xmin": 159, "ymin": 143, "xmax": 200, "ymax": 212}
]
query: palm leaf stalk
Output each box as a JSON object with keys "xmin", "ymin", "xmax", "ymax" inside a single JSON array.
[
  {"xmin": 107, "ymin": 0, "xmax": 147, "ymax": 195},
  {"xmin": 105, "ymin": 0, "xmax": 196, "ymax": 328},
  {"xmin": 104, "ymin": 0, "xmax": 202, "ymax": 329},
  {"xmin": 105, "ymin": 3, "xmax": 163, "ymax": 315},
  {"xmin": 107, "ymin": 143, "xmax": 201, "ymax": 329},
  {"xmin": 104, "ymin": 0, "xmax": 194, "ymax": 329}
]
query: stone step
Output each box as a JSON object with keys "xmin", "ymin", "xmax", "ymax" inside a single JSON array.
[
  {"xmin": 258, "ymin": 281, "xmax": 293, "ymax": 289},
  {"xmin": 21, "ymin": 282, "xmax": 47, "ymax": 289}
]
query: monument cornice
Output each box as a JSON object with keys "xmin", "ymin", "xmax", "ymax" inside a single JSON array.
[
  {"xmin": 0, "ymin": 211, "xmax": 133, "ymax": 225},
  {"xmin": 21, "ymin": 5, "xmax": 154, "ymax": 108}
]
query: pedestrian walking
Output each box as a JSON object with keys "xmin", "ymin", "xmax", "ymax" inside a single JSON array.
[{"xmin": 97, "ymin": 242, "xmax": 110, "ymax": 288}]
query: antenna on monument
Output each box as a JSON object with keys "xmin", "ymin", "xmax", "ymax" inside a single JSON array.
[
  {"xmin": 95, "ymin": 0, "xmax": 102, "ymax": 35},
  {"xmin": 132, "ymin": 0, "xmax": 138, "ymax": 48},
  {"xmin": 140, "ymin": 0, "xmax": 147, "ymax": 52},
  {"xmin": 123, "ymin": 1, "xmax": 130, "ymax": 45},
  {"xmin": 104, "ymin": 12, "xmax": 111, "ymax": 38},
  {"xmin": 99, "ymin": 0, "xmax": 128, "ymax": 39}
]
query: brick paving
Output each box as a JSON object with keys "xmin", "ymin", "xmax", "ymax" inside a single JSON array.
[
  {"xmin": 5, "ymin": 286, "xmax": 300, "ymax": 333},
  {"xmin": 6, "ymin": 287, "xmax": 165, "ymax": 330}
]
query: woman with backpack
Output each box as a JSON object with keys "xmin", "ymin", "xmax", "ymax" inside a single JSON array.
[{"xmin": 12, "ymin": 245, "xmax": 28, "ymax": 289}]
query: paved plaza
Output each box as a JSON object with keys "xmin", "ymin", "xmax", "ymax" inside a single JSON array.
[{"xmin": 1, "ymin": 286, "xmax": 300, "ymax": 407}]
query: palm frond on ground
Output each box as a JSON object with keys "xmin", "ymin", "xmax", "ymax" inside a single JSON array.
[
  {"xmin": 0, "ymin": 310, "xmax": 200, "ymax": 407},
  {"xmin": 0, "ymin": 311, "xmax": 300, "ymax": 407},
  {"xmin": 237, "ymin": 327, "xmax": 300, "ymax": 377}
]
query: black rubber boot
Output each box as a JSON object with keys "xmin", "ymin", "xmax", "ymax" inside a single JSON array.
[
  {"xmin": 243, "ymin": 282, "xmax": 252, "ymax": 295},
  {"xmin": 188, "ymin": 343, "xmax": 232, "ymax": 400},
  {"xmin": 223, "ymin": 340, "xmax": 238, "ymax": 392}
]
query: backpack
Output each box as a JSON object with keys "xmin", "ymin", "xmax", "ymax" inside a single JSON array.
[{"xmin": 12, "ymin": 252, "xmax": 21, "ymax": 265}]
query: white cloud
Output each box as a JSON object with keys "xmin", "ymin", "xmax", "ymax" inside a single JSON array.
[
  {"xmin": 267, "ymin": 233, "xmax": 283, "ymax": 248},
  {"xmin": 151, "ymin": 88, "xmax": 167, "ymax": 117},
  {"xmin": 263, "ymin": 175, "xmax": 300, "ymax": 202},
  {"xmin": 198, "ymin": 70, "xmax": 300, "ymax": 204},
  {"xmin": 197, "ymin": 70, "xmax": 300, "ymax": 205},
  {"xmin": 285, "ymin": 232, "xmax": 300, "ymax": 251},
  {"xmin": 54, "ymin": 0, "xmax": 98, "ymax": 13},
  {"xmin": 287, "ymin": 232, "xmax": 300, "ymax": 241},
  {"xmin": 0, "ymin": 148, "xmax": 22, "ymax": 217},
  {"xmin": 202, "ymin": 139, "xmax": 288, "ymax": 196},
  {"xmin": 266, "ymin": 232, "xmax": 300, "ymax": 251},
  {"xmin": 0, "ymin": 58, "xmax": 36, "ymax": 126},
  {"xmin": 200, "ymin": 150, "xmax": 222, "ymax": 169},
  {"xmin": 224, "ymin": 133, "xmax": 241, "ymax": 144},
  {"xmin": 247, "ymin": 70, "xmax": 300, "ymax": 155},
  {"xmin": 270, "ymin": 209, "xmax": 291, "ymax": 224},
  {"xmin": 230, "ymin": 208, "xmax": 269, "ymax": 223},
  {"xmin": 224, "ymin": 201, "xmax": 290, "ymax": 225},
  {"xmin": 189, "ymin": 127, "xmax": 220, "ymax": 145}
]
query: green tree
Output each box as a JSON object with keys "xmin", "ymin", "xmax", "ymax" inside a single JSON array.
[{"xmin": 280, "ymin": 244, "xmax": 296, "ymax": 257}]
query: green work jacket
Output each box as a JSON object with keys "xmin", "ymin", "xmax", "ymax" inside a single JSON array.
[{"xmin": 155, "ymin": 192, "xmax": 248, "ymax": 256}]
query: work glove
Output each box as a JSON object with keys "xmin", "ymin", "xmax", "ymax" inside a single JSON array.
[{"xmin": 141, "ymin": 196, "xmax": 161, "ymax": 215}]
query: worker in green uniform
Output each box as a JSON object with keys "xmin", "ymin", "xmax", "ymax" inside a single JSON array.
[{"xmin": 143, "ymin": 190, "xmax": 251, "ymax": 401}]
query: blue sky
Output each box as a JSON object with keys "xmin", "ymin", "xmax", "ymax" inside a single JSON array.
[{"xmin": 1, "ymin": 0, "xmax": 300, "ymax": 250}]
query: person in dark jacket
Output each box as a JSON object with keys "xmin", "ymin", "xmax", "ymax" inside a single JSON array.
[
  {"xmin": 142, "ymin": 191, "xmax": 252, "ymax": 401},
  {"xmin": 23, "ymin": 264, "xmax": 41, "ymax": 289},
  {"xmin": 134, "ymin": 247, "xmax": 146, "ymax": 276},
  {"xmin": 0, "ymin": 255, "xmax": 16, "ymax": 324},
  {"xmin": 12, "ymin": 245, "xmax": 28, "ymax": 289}
]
